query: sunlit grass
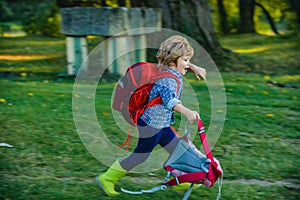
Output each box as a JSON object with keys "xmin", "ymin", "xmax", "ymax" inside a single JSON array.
[
  {"xmin": 0, "ymin": 54, "xmax": 61, "ymax": 61},
  {"xmin": 232, "ymin": 46, "xmax": 268, "ymax": 53},
  {"xmin": 219, "ymin": 32, "xmax": 300, "ymax": 75}
]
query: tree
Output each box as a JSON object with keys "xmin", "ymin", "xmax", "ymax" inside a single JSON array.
[
  {"xmin": 0, "ymin": 0, "xmax": 13, "ymax": 21},
  {"xmin": 239, "ymin": 0, "xmax": 256, "ymax": 33},
  {"xmin": 255, "ymin": 2, "xmax": 280, "ymax": 35},
  {"xmin": 217, "ymin": 0, "xmax": 230, "ymax": 35},
  {"xmin": 146, "ymin": 0, "xmax": 223, "ymax": 54},
  {"xmin": 22, "ymin": 1, "xmax": 61, "ymax": 36},
  {"xmin": 288, "ymin": 0, "xmax": 300, "ymax": 27}
]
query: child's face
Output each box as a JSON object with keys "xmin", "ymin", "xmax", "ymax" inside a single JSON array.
[{"xmin": 176, "ymin": 56, "xmax": 191, "ymax": 75}]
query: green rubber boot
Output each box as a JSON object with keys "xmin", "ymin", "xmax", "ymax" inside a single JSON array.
[
  {"xmin": 173, "ymin": 183, "xmax": 201, "ymax": 191},
  {"xmin": 96, "ymin": 160, "xmax": 127, "ymax": 196}
]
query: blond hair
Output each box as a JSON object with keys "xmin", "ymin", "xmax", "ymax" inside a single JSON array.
[{"xmin": 156, "ymin": 35, "xmax": 194, "ymax": 68}]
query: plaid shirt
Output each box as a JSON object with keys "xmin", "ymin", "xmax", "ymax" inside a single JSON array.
[{"xmin": 141, "ymin": 69, "xmax": 183, "ymax": 129}]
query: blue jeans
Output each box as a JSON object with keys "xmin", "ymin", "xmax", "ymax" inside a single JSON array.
[{"xmin": 120, "ymin": 118, "xmax": 178, "ymax": 171}]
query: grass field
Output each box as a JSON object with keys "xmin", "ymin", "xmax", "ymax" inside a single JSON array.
[{"xmin": 0, "ymin": 33, "xmax": 299, "ymax": 200}]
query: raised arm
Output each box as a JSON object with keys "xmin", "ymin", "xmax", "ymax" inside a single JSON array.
[{"xmin": 189, "ymin": 63, "xmax": 206, "ymax": 80}]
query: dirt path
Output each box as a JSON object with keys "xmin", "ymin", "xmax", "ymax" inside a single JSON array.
[
  {"xmin": 223, "ymin": 179, "xmax": 300, "ymax": 189},
  {"xmin": 126, "ymin": 176, "xmax": 300, "ymax": 189},
  {"xmin": 5, "ymin": 174, "xmax": 300, "ymax": 189}
]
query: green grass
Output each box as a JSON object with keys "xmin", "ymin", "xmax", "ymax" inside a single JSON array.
[
  {"xmin": 219, "ymin": 32, "xmax": 300, "ymax": 75},
  {"xmin": 0, "ymin": 21, "xmax": 26, "ymax": 37},
  {"xmin": 1, "ymin": 34, "xmax": 299, "ymax": 199}
]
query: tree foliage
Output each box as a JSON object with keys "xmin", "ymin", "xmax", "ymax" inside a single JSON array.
[
  {"xmin": 0, "ymin": 1, "xmax": 13, "ymax": 21},
  {"xmin": 210, "ymin": 0, "xmax": 297, "ymax": 34},
  {"xmin": 23, "ymin": 1, "xmax": 61, "ymax": 37},
  {"xmin": 2, "ymin": 0, "xmax": 299, "ymax": 37},
  {"xmin": 1, "ymin": 0, "xmax": 61, "ymax": 37}
]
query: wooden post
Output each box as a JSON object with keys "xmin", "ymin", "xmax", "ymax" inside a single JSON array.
[{"xmin": 66, "ymin": 36, "xmax": 88, "ymax": 75}]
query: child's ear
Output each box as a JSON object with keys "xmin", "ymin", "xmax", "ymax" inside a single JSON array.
[{"xmin": 169, "ymin": 62, "xmax": 176, "ymax": 67}]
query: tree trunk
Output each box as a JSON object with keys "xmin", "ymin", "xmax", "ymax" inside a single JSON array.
[
  {"xmin": 239, "ymin": 0, "xmax": 255, "ymax": 33},
  {"xmin": 118, "ymin": 0, "xmax": 125, "ymax": 7},
  {"xmin": 288, "ymin": 0, "xmax": 300, "ymax": 26},
  {"xmin": 255, "ymin": 2, "xmax": 280, "ymax": 35},
  {"xmin": 158, "ymin": 0, "xmax": 222, "ymax": 53},
  {"xmin": 217, "ymin": 0, "xmax": 230, "ymax": 35}
]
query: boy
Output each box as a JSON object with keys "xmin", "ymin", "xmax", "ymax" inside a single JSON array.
[{"xmin": 96, "ymin": 35, "xmax": 207, "ymax": 196}]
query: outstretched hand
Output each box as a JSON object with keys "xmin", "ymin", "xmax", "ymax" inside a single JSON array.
[
  {"xmin": 186, "ymin": 110, "xmax": 200, "ymax": 123},
  {"xmin": 189, "ymin": 63, "xmax": 206, "ymax": 80}
]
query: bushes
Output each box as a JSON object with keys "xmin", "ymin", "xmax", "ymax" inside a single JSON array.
[
  {"xmin": 22, "ymin": 2, "xmax": 61, "ymax": 37},
  {"xmin": 0, "ymin": 0, "xmax": 61, "ymax": 37}
]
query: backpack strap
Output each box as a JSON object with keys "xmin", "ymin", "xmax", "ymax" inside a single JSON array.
[
  {"xmin": 217, "ymin": 174, "xmax": 223, "ymax": 200},
  {"xmin": 121, "ymin": 183, "xmax": 195, "ymax": 200},
  {"xmin": 156, "ymin": 71, "xmax": 181, "ymax": 94},
  {"xmin": 117, "ymin": 125, "xmax": 136, "ymax": 151},
  {"xmin": 121, "ymin": 185, "xmax": 168, "ymax": 195},
  {"xmin": 131, "ymin": 71, "xmax": 181, "ymax": 125},
  {"xmin": 163, "ymin": 171, "xmax": 207, "ymax": 186},
  {"xmin": 182, "ymin": 183, "xmax": 194, "ymax": 200},
  {"xmin": 126, "ymin": 62, "xmax": 150, "ymax": 88},
  {"xmin": 197, "ymin": 118, "xmax": 213, "ymax": 159},
  {"xmin": 198, "ymin": 118, "xmax": 223, "ymax": 199},
  {"xmin": 128, "ymin": 68, "xmax": 138, "ymax": 88}
]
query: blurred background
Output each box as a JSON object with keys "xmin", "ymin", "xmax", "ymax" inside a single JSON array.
[{"xmin": 0, "ymin": 0, "xmax": 299, "ymax": 199}]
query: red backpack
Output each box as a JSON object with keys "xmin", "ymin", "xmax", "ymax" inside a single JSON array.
[
  {"xmin": 121, "ymin": 119, "xmax": 223, "ymax": 200},
  {"xmin": 162, "ymin": 119, "xmax": 223, "ymax": 193},
  {"xmin": 112, "ymin": 62, "xmax": 181, "ymax": 150},
  {"xmin": 112, "ymin": 62, "xmax": 180, "ymax": 126}
]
